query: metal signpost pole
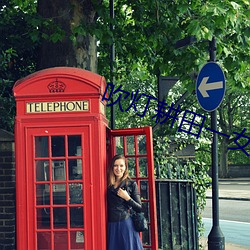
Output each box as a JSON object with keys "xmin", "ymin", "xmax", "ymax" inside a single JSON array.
[
  {"xmin": 208, "ymin": 37, "xmax": 225, "ymax": 250},
  {"xmin": 110, "ymin": 0, "xmax": 115, "ymax": 129}
]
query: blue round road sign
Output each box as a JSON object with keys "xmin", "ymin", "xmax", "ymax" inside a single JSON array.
[{"xmin": 196, "ymin": 62, "xmax": 226, "ymax": 112}]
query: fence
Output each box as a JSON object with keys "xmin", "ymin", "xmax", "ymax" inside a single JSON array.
[{"xmin": 156, "ymin": 179, "xmax": 198, "ymax": 250}]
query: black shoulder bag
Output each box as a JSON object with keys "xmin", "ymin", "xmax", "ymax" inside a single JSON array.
[
  {"xmin": 122, "ymin": 180, "xmax": 148, "ymax": 232},
  {"xmin": 131, "ymin": 209, "xmax": 148, "ymax": 232}
]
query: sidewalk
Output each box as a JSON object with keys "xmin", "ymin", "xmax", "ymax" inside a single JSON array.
[
  {"xmin": 203, "ymin": 178, "xmax": 250, "ymax": 249},
  {"xmin": 206, "ymin": 178, "xmax": 250, "ymax": 201},
  {"xmin": 200, "ymin": 238, "xmax": 250, "ymax": 250}
]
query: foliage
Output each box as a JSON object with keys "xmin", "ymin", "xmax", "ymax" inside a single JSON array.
[
  {"xmin": 154, "ymin": 135, "xmax": 211, "ymax": 240},
  {"xmin": 0, "ymin": 1, "xmax": 38, "ymax": 77},
  {"xmin": 155, "ymin": 79, "xmax": 250, "ymax": 173},
  {"xmin": 0, "ymin": 79, "xmax": 15, "ymax": 132},
  {"xmin": 0, "ymin": 48, "xmax": 17, "ymax": 131},
  {"xmin": 1, "ymin": 0, "xmax": 249, "ymax": 132},
  {"xmin": 0, "ymin": 0, "xmax": 37, "ymax": 131},
  {"xmin": 103, "ymin": 62, "xmax": 159, "ymax": 129},
  {"xmin": 98, "ymin": 0, "xmax": 249, "ymax": 91},
  {"xmin": 218, "ymin": 88, "xmax": 250, "ymax": 175},
  {"xmin": 96, "ymin": 0, "xmax": 249, "ymax": 174}
]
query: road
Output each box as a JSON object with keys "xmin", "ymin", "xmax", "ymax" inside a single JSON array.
[
  {"xmin": 201, "ymin": 180, "xmax": 250, "ymax": 249},
  {"xmin": 202, "ymin": 199, "xmax": 250, "ymax": 223}
]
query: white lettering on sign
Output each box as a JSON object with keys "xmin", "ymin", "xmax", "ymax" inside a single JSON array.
[{"xmin": 26, "ymin": 100, "xmax": 89, "ymax": 113}]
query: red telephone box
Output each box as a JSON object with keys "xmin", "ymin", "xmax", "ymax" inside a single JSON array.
[{"xmin": 13, "ymin": 67, "xmax": 158, "ymax": 250}]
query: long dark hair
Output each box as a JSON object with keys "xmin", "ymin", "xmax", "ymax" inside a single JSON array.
[{"xmin": 107, "ymin": 154, "xmax": 130, "ymax": 187}]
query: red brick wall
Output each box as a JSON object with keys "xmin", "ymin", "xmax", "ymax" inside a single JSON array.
[{"xmin": 0, "ymin": 130, "xmax": 16, "ymax": 250}]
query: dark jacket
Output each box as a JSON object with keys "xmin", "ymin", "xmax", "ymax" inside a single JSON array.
[{"xmin": 107, "ymin": 179, "xmax": 142, "ymax": 222}]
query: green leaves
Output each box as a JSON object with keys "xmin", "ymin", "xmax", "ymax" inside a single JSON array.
[
  {"xmin": 230, "ymin": 1, "xmax": 241, "ymax": 10},
  {"xmin": 49, "ymin": 27, "xmax": 66, "ymax": 43},
  {"xmin": 187, "ymin": 20, "xmax": 201, "ymax": 38}
]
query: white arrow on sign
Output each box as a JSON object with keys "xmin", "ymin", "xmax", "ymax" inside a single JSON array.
[{"xmin": 198, "ymin": 76, "xmax": 223, "ymax": 98}]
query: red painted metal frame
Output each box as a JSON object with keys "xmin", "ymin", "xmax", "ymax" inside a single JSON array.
[
  {"xmin": 108, "ymin": 126, "xmax": 158, "ymax": 250},
  {"xmin": 26, "ymin": 127, "xmax": 91, "ymax": 249},
  {"xmin": 14, "ymin": 67, "xmax": 108, "ymax": 250}
]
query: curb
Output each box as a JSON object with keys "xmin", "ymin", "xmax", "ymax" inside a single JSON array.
[
  {"xmin": 218, "ymin": 178, "xmax": 250, "ymax": 182},
  {"xmin": 206, "ymin": 196, "xmax": 250, "ymax": 201},
  {"xmin": 200, "ymin": 238, "xmax": 250, "ymax": 250}
]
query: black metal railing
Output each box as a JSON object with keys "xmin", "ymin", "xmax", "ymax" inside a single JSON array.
[{"xmin": 156, "ymin": 179, "xmax": 198, "ymax": 250}]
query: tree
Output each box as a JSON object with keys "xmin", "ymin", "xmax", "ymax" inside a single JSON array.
[
  {"xmin": 99, "ymin": 0, "xmax": 250, "ymax": 177},
  {"xmin": 37, "ymin": 0, "xmax": 101, "ymax": 71},
  {"xmin": 106, "ymin": 0, "xmax": 249, "ymax": 87},
  {"xmin": 107, "ymin": 0, "xmax": 250, "ymax": 131},
  {"xmin": 218, "ymin": 90, "xmax": 250, "ymax": 177},
  {"xmin": 0, "ymin": 0, "xmax": 37, "ymax": 131},
  {"xmin": 1, "ymin": 0, "xmax": 249, "ymax": 172}
]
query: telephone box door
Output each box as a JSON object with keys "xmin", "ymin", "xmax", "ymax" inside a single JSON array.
[
  {"xmin": 108, "ymin": 126, "xmax": 158, "ymax": 250},
  {"xmin": 26, "ymin": 126, "xmax": 92, "ymax": 250}
]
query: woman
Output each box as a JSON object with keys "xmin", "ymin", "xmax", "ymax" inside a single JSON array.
[{"xmin": 107, "ymin": 154, "xmax": 144, "ymax": 250}]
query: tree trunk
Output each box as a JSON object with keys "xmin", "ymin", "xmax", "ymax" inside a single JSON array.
[
  {"xmin": 37, "ymin": 0, "xmax": 100, "ymax": 72},
  {"xmin": 219, "ymin": 136, "xmax": 229, "ymax": 178}
]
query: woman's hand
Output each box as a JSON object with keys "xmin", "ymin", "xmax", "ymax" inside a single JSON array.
[{"xmin": 117, "ymin": 188, "xmax": 131, "ymax": 201}]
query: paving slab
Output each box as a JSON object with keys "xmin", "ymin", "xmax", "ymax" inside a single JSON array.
[
  {"xmin": 206, "ymin": 178, "xmax": 250, "ymax": 200},
  {"xmin": 200, "ymin": 237, "xmax": 250, "ymax": 250}
]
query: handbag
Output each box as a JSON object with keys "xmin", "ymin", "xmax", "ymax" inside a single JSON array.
[{"xmin": 131, "ymin": 210, "xmax": 148, "ymax": 232}]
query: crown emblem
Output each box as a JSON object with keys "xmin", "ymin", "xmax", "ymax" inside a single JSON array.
[{"xmin": 47, "ymin": 79, "xmax": 66, "ymax": 93}]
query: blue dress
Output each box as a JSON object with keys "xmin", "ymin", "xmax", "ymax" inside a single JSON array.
[
  {"xmin": 107, "ymin": 180, "xmax": 144, "ymax": 250},
  {"xmin": 108, "ymin": 217, "xmax": 143, "ymax": 250}
]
